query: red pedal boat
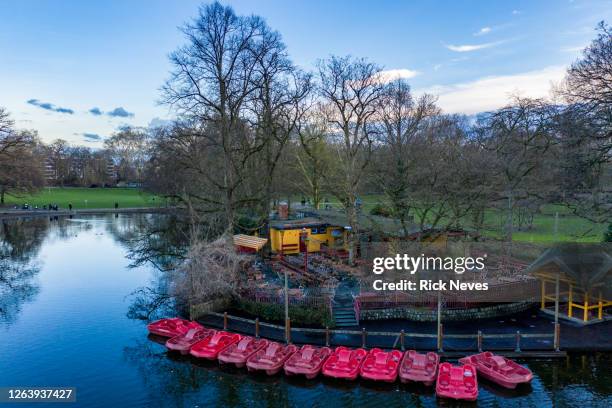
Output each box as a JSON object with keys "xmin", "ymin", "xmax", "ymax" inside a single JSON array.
[
  {"xmin": 399, "ymin": 350, "xmax": 439, "ymax": 386},
  {"xmin": 165, "ymin": 327, "xmax": 215, "ymax": 355},
  {"xmin": 459, "ymin": 352, "xmax": 533, "ymax": 389},
  {"xmin": 218, "ymin": 337, "xmax": 269, "ymax": 368},
  {"xmin": 147, "ymin": 318, "xmax": 201, "ymax": 338},
  {"xmin": 360, "ymin": 348, "xmax": 403, "ymax": 382},
  {"xmin": 321, "ymin": 346, "xmax": 367, "ymax": 381},
  {"xmin": 284, "ymin": 345, "xmax": 332, "ymax": 379},
  {"xmin": 436, "ymin": 362, "xmax": 478, "ymax": 401},
  {"xmin": 190, "ymin": 331, "xmax": 242, "ymax": 360},
  {"xmin": 246, "ymin": 342, "xmax": 298, "ymax": 375}
]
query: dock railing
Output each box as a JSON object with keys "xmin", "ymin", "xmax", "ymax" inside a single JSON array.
[{"xmin": 205, "ymin": 312, "xmax": 562, "ymax": 356}]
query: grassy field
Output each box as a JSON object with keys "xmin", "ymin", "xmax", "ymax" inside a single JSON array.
[
  {"xmin": 305, "ymin": 194, "xmax": 606, "ymax": 243},
  {"xmin": 4, "ymin": 187, "xmax": 161, "ymax": 209},
  {"xmin": 5, "ymin": 189, "xmax": 605, "ymax": 242}
]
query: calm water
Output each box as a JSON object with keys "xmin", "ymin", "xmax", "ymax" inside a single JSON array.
[{"xmin": 0, "ymin": 214, "xmax": 610, "ymax": 407}]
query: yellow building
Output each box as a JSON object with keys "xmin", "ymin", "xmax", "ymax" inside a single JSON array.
[{"xmin": 269, "ymin": 218, "xmax": 348, "ymax": 254}]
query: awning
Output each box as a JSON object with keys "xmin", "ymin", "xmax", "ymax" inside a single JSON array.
[{"xmin": 233, "ymin": 234, "xmax": 268, "ymax": 251}]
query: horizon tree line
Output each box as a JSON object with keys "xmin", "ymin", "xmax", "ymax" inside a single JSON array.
[{"xmin": 1, "ymin": 3, "xmax": 610, "ymax": 251}]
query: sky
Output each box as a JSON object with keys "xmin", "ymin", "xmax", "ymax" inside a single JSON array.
[{"xmin": 0, "ymin": 0, "xmax": 610, "ymax": 146}]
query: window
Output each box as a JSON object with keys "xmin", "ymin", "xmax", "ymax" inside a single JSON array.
[
  {"xmin": 318, "ymin": 227, "xmax": 326, "ymax": 234},
  {"xmin": 311, "ymin": 227, "xmax": 318, "ymax": 234}
]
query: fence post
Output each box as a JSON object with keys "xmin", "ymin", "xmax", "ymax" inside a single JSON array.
[
  {"xmin": 223, "ymin": 312, "xmax": 228, "ymax": 330},
  {"xmin": 515, "ymin": 330, "xmax": 521, "ymax": 352},
  {"xmin": 325, "ymin": 326, "xmax": 330, "ymax": 347},
  {"xmin": 255, "ymin": 318, "xmax": 260, "ymax": 338},
  {"xmin": 400, "ymin": 330, "xmax": 405, "ymax": 351},
  {"xmin": 477, "ymin": 330, "xmax": 483, "ymax": 352},
  {"xmin": 554, "ymin": 323, "xmax": 560, "ymax": 351},
  {"xmin": 437, "ymin": 324, "xmax": 444, "ymax": 352},
  {"xmin": 286, "ymin": 318, "xmax": 291, "ymax": 344},
  {"xmin": 362, "ymin": 328, "xmax": 367, "ymax": 349}
]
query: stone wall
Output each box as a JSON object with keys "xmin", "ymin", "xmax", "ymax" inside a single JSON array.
[{"xmin": 359, "ymin": 301, "xmax": 534, "ymax": 322}]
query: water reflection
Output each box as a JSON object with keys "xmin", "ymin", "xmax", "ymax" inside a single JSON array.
[
  {"xmin": 0, "ymin": 217, "xmax": 46, "ymax": 326},
  {"xmin": 106, "ymin": 213, "xmax": 192, "ymax": 321},
  {"xmin": 126, "ymin": 336, "xmax": 612, "ymax": 408},
  {"xmin": 0, "ymin": 214, "xmax": 610, "ymax": 407}
]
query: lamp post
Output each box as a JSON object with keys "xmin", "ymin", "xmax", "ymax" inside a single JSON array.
[{"xmin": 300, "ymin": 228, "xmax": 308, "ymax": 274}]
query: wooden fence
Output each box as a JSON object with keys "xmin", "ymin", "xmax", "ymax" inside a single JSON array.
[{"xmin": 204, "ymin": 311, "xmax": 562, "ymax": 355}]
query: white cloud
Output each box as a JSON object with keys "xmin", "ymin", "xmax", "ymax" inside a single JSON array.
[
  {"xmin": 374, "ymin": 69, "xmax": 420, "ymax": 83},
  {"xmin": 561, "ymin": 45, "xmax": 586, "ymax": 53},
  {"xmin": 444, "ymin": 40, "xmax": 503, "ymax": 52},
  {"xmin": 512, "ymin": 10, "xmax": 521, "ymax": 15},
  {"xmin": 474, "ymin": 27, "xmax": 492, "ymax": 36},
  {"xmin": 433, "ymin": 64, "xmax": 443, "ymax": 71},
  {"xmin": 417, "ymin": 65, "xmax": 567, "ymax": 114}
]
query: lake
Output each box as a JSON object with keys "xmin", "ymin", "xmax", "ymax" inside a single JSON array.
[{"xmin": 0, "ymin": 214, "xmax": 610, "ymax": 407}]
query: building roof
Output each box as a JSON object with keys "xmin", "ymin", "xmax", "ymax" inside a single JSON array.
[
  {"xmin": 269, "ymin": 217, "xmax": 334, "ymax": 230},
  {"xmin": 525, "ymin": 243, "xmax": 612, "ymax": 297}
]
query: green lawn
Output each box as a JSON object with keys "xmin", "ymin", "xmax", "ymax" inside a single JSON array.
[
  {"xmin": 4, "ymin": 187, "xmax": 161, "ymax": 209},
  {"xmin": 296, "ymin": 194, "xmax": 606, "ymax": 243}
]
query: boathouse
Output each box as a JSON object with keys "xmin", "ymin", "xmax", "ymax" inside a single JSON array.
[
  {"xmin": 527, "ymin": 244, "xmax": 612, "ymax": 324},
  {"xmin": 269, "ymin": 218, "xmax": 348, "ymax": 254}
]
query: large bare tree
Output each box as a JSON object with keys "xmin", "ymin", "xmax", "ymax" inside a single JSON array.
[
  {"xmin": 557, "ymin": 21, "xmax": 612, "ymax": 225},
  {"xmin": 476, "ymin": 97, "xmax": 556, "ymax": 241},
  {"xmin": 161, "ymin": 2, "xmax": 270, "ymax": 234},
  {"xmin": 0, "ymin": 108, "xmax": 44, "ymax": 204},
  {"xmin": 374, "ymin": 79, "xmax": 439, "ymax": 236},
  {"xmin": 318, "ymin": 56, "xmax": 385, "ymax": 262}
]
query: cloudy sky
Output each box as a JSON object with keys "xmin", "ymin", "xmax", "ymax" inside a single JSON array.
[{"xmin": 1, "ymin": 0, "xmax": 610, "ymax": 146}]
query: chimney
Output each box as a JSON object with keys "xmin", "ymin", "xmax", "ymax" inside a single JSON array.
[{"xmin": 278, "ymin": 202, "xmax": 288, "ymax": 220}]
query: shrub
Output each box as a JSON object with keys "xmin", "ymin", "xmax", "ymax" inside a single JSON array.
[
  {"xmin": 233, "ymin": 298, "xmax": 335, "ymax": 327},
  {"xmin": 370, "ymin": 204, "xmax": 393, "ymax": 217},
  {"xmin": 604, "ymin": 224, "xmax": 612, "ymax": 242}
]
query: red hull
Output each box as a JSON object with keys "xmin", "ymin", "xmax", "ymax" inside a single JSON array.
[
  {"xmin": 399, "ymin": 350, "xmax": 439, "ymax": 386},
  {"xmin": 165, "ymin": 327, "xmax": 215, "ymax": 355},
  {"xmin": 218, "ymin": 337, "xmax": 269, "ymax": 368},
  {"xmin": 459, "ymin": 352, "xmax": 533, "ymax": 389},
  {"xmin": 321, "ymin": 347, "xmax": 367, "ymax": 381},
  {"xmin": 436, "ymin": 362, "xmax": 478, "ymax": 401},
  {"xmin": 190, "ymin": 331, "xmax": 241, "ymax": 360},
  {"xmin": 360, "ymin": 348, "xmax": 403, "ymax": 382},
  {"xmin": 246, "ymin": 342, "xmax": 298, "ymax": 375},
  {"xmin": 148, "ymin": 318, "xmax": 202, "ymax": 338},
  {"xmin": 284, "ymin": 345, "xmax": 332, "ymax": 379}
]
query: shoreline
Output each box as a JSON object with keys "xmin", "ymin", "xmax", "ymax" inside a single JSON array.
[{"xmin": 0, "ymin": 207, "xmax": 176, "ymax": 219}]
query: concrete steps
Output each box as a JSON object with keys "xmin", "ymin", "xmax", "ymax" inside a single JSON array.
[{"xmin": 334, "ymin": 307, "xmax": 358, "ymax": 327}]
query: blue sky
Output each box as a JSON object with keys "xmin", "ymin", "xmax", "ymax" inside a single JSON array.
[{"xmin": 1, "ymin": 0, "xmax": 610, "ymax": 145}]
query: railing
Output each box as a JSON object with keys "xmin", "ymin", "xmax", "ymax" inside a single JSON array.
[
  {"xmin": 207, "ymin": 311, "xmax": 561, "ymax": 354},
  {"xmin": 239, "ymin": 288, "xmax": 333, "ymax": 308}
]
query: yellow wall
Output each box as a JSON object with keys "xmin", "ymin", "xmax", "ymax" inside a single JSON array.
[{"xmin": 270, "ymin": 226, "xmax": 347, "ymax": 254}]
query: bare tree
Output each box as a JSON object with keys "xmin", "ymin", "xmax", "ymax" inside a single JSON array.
[
  {"xmin": 248, "ymin": 26, "xmax": 312, "ymax": 225},
  {"xmin": 295, "ymin": 110, "xmax": 331, "ymax": 209},
  {"xmin": 476, "ymin": 97, "xmax": 556, "ymax": 241},
  {"xmin": 563, "ymin": 21, "xmax": 612, "ymax": 115},
  {"xmin": 162, "ymin": 2, "xmax": 277, "ymax": 235},
  {"xmin": 374, "ymin": 79, "xmax": 439, "ymax": 236},
  {"xmin": 0, "ymin": 108, "xmax": 44, "ymax": 204},
  {"xmin": 556, "ymin": 21, "xmax": 612, "ymax": 224},
  {"xmin": 317, "ymin": 56, "xmax": 385, "ymax": 263},
  {"xmin": 104, "ymin": 127, "xmax": 149, "ymax": 184}
]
